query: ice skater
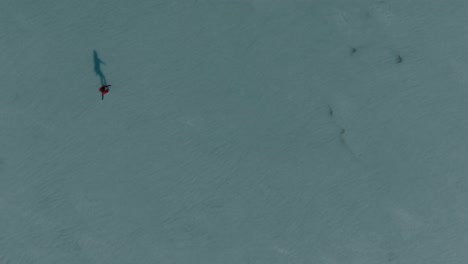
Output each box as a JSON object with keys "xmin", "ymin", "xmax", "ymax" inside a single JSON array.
[{"xmin": 99, "ymin": 84, "xmax": 111, "ymax": 100}]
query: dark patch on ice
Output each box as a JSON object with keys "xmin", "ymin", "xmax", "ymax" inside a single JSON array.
[
  {"xmin": 339, "ymin": 128, "xmax": 349, "ymax": 149},
  {"xmin": 340, "ymin": 128, "xmax": 346, "ymax": 142},
  {"xmin": 350, "ymin": 47, "xmax": 357, "ymax": 55},
  {"xmin": 328, "ymin": 105, "xmax": 334, "ymax": 117},
  {"xmin": 93, "ymin": 50, "xmax": 108, "ymax": 86},
  {"xmin": 339, "ymin": 128, "xmax": 360, "ymax": 160},
  {"xmin": 396, "ymin": 55, "xmax": 403, "ymax": 64}
]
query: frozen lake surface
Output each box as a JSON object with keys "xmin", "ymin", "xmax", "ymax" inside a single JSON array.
[{"xmin": 1, "ymin": 0, "xmax": 468, "ymax": 263}]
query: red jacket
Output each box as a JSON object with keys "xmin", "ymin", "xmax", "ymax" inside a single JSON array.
[{"xmin": 99, "ymin": 86, "xmax": 109, "ymax": 95}]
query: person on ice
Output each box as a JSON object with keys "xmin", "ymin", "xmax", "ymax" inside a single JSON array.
[{"xmin": 99, "ymin": 84, "xmax": 111, "ymax": 100}]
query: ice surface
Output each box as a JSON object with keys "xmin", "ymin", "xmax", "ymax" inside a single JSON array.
[{"xmin": 1, "ymin": 0, "xmax": 468, "ymax": 263}]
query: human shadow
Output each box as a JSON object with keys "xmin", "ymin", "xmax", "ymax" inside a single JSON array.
[{"xmin": 93, "ymin": 50, "xmax": 107, "ymax": 86}]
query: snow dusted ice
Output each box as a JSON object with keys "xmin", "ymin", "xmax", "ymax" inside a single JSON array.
[{"xmin": 1, "ymin": 0, "xmax": 468, "ymax": 263}]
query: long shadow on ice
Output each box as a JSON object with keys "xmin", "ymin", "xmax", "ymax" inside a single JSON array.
[{"xmin": 93, "ymin": 50, "xmax": 107, "ymax": 86}]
